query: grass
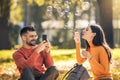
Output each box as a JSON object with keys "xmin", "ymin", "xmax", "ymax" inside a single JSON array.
[
  {"xmin": 0, "ymin": 50, "xmax": 14, "ymax": 59},
  {"xmin": 0, "ymin": 50, "xmax": 14, "ymax": 63},
  {"xmin": 111, "ymin": 48, "xmax": 120, "ymax": 60},
  {"xmin": 0, "ymin": 48, "xmax": 120, "ymax": 80},
  {"xmin": 51, "ymin": 49, "xmax": 76, "ymax": 62},
  {"xmin": 0, "ymin": 48, "xmax": 120, "ymax": 63}
]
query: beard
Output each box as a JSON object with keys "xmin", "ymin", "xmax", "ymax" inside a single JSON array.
[{"xmin": 26, "ymin": 40, "xmax": 36, "ymax": 46}]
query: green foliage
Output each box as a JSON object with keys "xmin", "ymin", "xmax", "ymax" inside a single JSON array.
[
  {"xmin": 9, "ymin": 24, "xmax": 21, "ymax": 48},
  {"xmin": 52, "ymin": 29, "xmax": 75, "ymax": 49},
  {"xmin": 31, "ymin": 4, "xmax": 47, "ymax": 43}
]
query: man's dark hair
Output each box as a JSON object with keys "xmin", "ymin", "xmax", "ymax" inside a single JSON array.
[{"xmin": 20, "ymin": 26, "xmax": 36, "ymax": 36}]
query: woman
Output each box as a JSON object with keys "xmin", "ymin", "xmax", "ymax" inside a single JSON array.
[{"xmin": 74, "ymin": 24, "xmax": 112, "ymax": 80}]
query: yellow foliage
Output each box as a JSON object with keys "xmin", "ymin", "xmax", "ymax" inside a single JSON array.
[
  {"xmin": 10, "ymin": 2, "xmax": 23, "ymax": 25},
  {"xmin": 34, "ymin": 0, "xmax": 44, "ymax": 6},
  {"xmin": 27, "ymin": 0, "xmax": 33, "ymax": 5},
  {"xmin": 48, "ymin": 0, "xmax": 53, "ymax": 5},
  {"xmin": 71, "ymin": 0, "xmax": 77, "ymax": 4},
  {"xmin": 113, "ymin": 0, "xmax": 120, "ymax": 19}
]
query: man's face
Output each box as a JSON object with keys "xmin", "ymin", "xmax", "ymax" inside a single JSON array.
[{"xmin": 23, "ymin": 31, "xmax": 38, "ymax": 46}]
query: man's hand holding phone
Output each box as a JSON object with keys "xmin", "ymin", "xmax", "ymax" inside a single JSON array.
[
  {"xmin": 35, "ymin": 34, "xmax": 51, "ymax": 53},
  {"xmin": 44, "ymin": 40, "xmax": 51, "ymax": 53},
  {"xmin": 35, "ymin": 41, "xmax": 46, "ymax": 53}
]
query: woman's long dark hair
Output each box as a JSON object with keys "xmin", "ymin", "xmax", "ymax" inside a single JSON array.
[{"xmin": 85, "ymin": 24, "xmax": 112, "ymax": 63}]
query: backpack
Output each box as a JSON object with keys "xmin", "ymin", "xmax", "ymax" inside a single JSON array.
[{"xmin": 62, "ymin": 63, "xmax": 91, "ymax": 80}]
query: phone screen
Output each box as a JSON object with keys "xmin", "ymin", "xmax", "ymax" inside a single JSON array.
[{"xmin": 42, "ymin": 34, "xmax": 47, "ymax": 41}]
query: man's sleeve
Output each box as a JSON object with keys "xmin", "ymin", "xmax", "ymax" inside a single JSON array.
[
  {"xmin": 42, "ymin": 51, "xmax": 54, "ymax": 68},
  {"xmin": 13, "ymin": 51, "xmax": 39, "ymax": 69}
]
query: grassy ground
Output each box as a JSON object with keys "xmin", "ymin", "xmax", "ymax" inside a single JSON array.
[{"xmin": 0, "ymin": 48, "xmax": 120, "ymax": 80}]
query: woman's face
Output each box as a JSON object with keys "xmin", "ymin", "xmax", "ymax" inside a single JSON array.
[{"xmin": 82, "ymin": 26, "xmax": 96, "ymax": 41}]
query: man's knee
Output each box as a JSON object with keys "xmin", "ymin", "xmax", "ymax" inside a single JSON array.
[
  {"xmin": 20, "ymin": 67, "xmax": 35, "ymax": 80},
  {"xmin": 21, "ymin": 67, "xmax": 34, "ymax": 77},
  {"xmin": 23, "ymin": 67, "xmax": 33, "ymax": 73},
  {"xmin": 45, "ymin": 66, "xmax": 59, "ymax": 80}
]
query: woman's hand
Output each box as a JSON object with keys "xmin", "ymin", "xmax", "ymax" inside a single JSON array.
[
  {"xmin": 74, "ymin": 32, "xmax": 80, "ymax": 43},
  {"xmin": 82, "ymin": 50, "xmax": 92, "ymax": 59}
]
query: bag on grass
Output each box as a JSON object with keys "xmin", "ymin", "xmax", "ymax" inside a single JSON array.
[{"xmin": 62, "ymin": 63, "xmax": 91, "ymax": 80}]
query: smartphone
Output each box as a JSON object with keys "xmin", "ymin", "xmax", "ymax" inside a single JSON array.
[{"xmin": 42, "ymin": 34, "xmax": 47, "ymax": 41}]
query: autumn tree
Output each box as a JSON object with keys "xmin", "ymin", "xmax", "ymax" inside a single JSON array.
[
  {"xmin": 97, "ymin": 0, "xmax": 114, "ymax": 48},
  {"xmin": 0, "ymin": 0, "xmax": 11, "ymax": 49},
  {"xmin": 23, "ymin": 0, "xmax": 49, "ymax": 43}
]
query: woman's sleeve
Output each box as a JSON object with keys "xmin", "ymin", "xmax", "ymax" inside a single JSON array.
[{"xmin": 76, "ymin": 43, "xmax": 87, "ymax": 65}]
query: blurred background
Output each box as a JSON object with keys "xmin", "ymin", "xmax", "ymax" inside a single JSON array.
[
  {"xmin": 0, "ymin": 0, "xmax": 120, "ymax": 80},
  {"xmin": 0, "ymin": 0, "xmax": 120, "ymax": 49}
]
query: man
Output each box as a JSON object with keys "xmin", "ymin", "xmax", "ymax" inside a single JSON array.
[{"xmin": 13, "ymin": 26, "xmax": 59, "ymax": 80}]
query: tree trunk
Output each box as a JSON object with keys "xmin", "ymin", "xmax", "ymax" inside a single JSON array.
[
  {"xmin": 0, "ymin": 0, "xmax": 11, "ymax": 49},
  {"xmin": 94, "ymin": 1, "xmax": 100, "ymax": 24},
  {"xmin": 23, "ymin": 0, "xmax": 31, "ymax": 26},
  {"xmin": 97, "ymin": 0, "xmax": 114, "ymax": 48}
]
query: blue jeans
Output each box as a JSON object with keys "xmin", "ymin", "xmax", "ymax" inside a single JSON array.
[{"xmin": 20, "ymin": 66, "xmax": 59, "ymax": 80}]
